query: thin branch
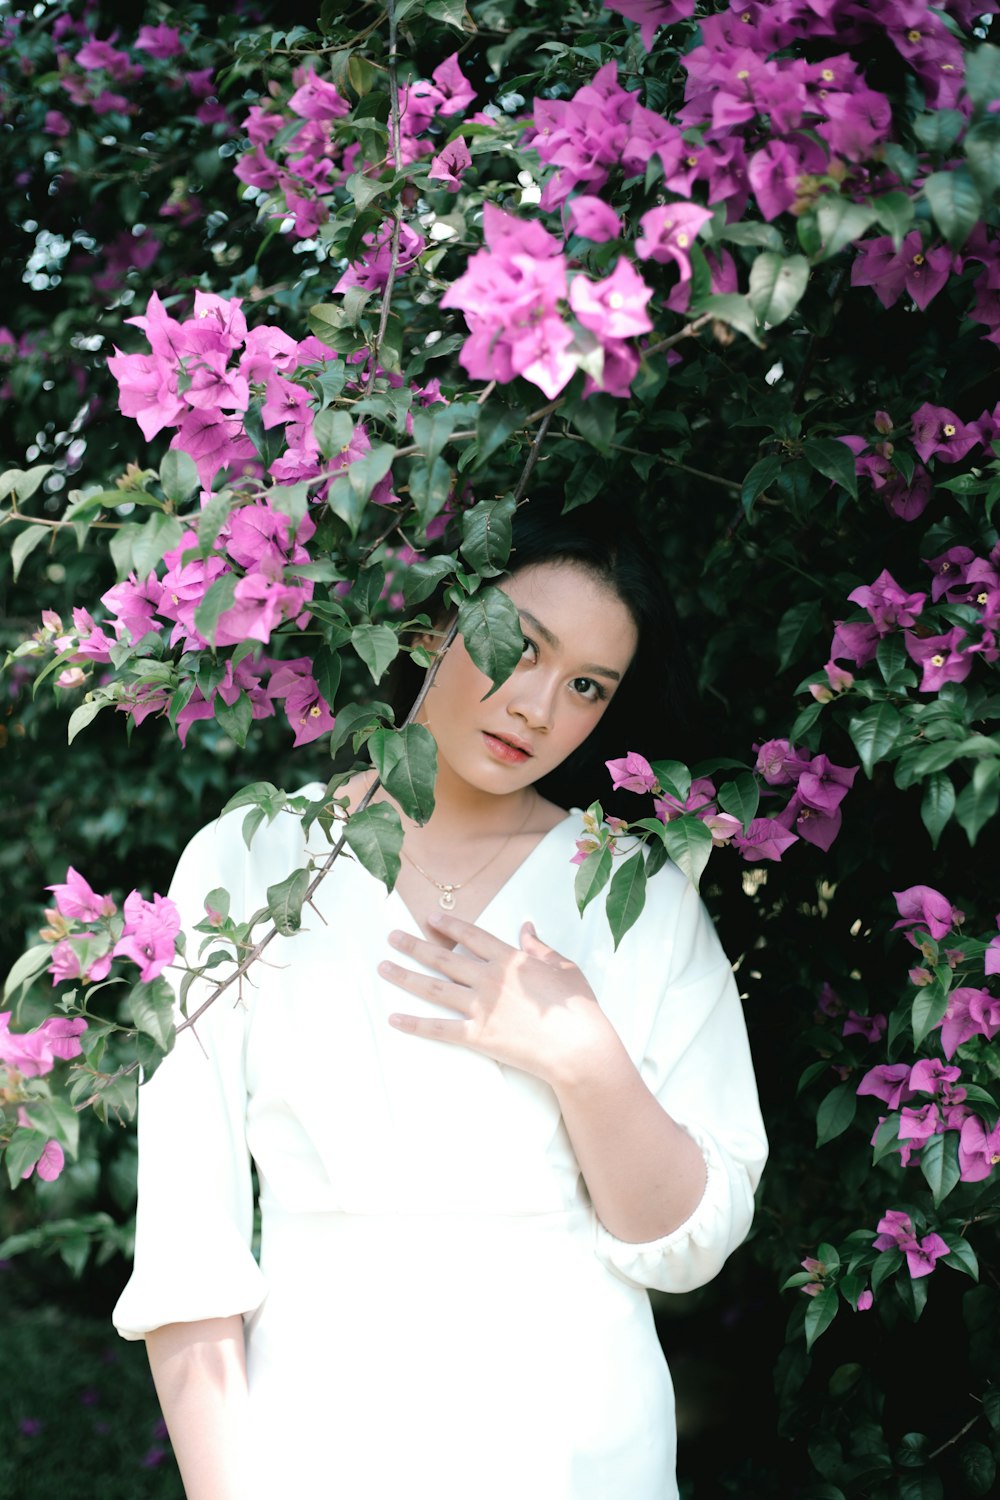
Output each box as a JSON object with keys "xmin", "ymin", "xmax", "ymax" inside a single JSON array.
[
  {"xmin": 364, "ymin": 0, "xmax": 403, "ymax": 398},
  {"xmin": 1, "ymin": 512, "xmax": 124, "ymax": 533},
  {"xmin": 512, "ymin": 409, "xmax": 554, "ymax": 503},
  {"xmin": 927, "ymin": 1413, "xmax": 980, "ymax": 1462}
]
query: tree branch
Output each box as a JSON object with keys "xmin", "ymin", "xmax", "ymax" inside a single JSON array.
[{"xmin": 364, "ymin": 0, "xmax": 403, "ymax": 397}]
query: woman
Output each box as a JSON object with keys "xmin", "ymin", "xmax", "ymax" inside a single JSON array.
[{"xmin": 113, "ymin": 502, "xmax": 767, "ymax": 1500}]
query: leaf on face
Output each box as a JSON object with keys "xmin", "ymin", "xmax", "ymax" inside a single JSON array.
[{"xmin": 456, "ymin": 588, "xmax": 523, "ymax": 697}]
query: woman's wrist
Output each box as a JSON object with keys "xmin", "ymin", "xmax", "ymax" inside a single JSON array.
[{"xmin": 543, "ymin": 1001, "xmax": 631, "ymax": 1094}]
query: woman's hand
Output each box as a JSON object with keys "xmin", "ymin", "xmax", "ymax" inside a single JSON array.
[{"xmin": 379, "ymin": 914, "xmax": 615, "ymax": 1087}]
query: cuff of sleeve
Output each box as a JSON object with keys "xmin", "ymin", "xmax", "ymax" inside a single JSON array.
[
  {"xmin": 592, "ymin": 1121, "xmax": 752, "ymax": 1295},
  {"xmin": 112, "ymin": 1232, "xmax": 268, "ymax": 1341}
]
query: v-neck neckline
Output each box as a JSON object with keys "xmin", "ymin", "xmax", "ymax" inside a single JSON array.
[{"xmin": 387, "ymin": 810, "xmax": 578, "ymax": 941}]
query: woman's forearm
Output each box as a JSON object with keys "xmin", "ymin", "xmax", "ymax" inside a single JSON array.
[
  {"xmin": 551, "ymin": 1021, "xmax": 708, "ymax": 1244},
  {"xmin": 145, "ymin": 1316, "xmax": 254, "ymax": 1500}
]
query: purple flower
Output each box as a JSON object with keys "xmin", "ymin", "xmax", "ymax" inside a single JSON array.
[
  {"xmin": 924, "ymin": 545, "xmax": 976, "ymax": 602},
  {"xmin": 873, "ymin": 1208, "xmax": 917, "ymax": 1252},
  {"xmin": 428, "ymin": 136, "xmax": 472, "ymax": 191},
  {"xmin": 795, "ymin": 754, "xmax": 858, "ymax": 817},
  {"xmin": 44, "ymin": 109, "xmax": 72, "ymax": 136},
  {"xmin": 287, "ymin": 69, "xmax": 349, "ymax": 122},
  {"xmin": 569, "ymin": 259, "xmax": 654, "ymax": 342},
  {"xmin": 847, "ymin": 570, "xmax": 925, "ymax": 633},
  {"xmin": 603, "ymin": 0, "xmax": 694, "ymax": 50},
  {"xmin": 903, "ymin": 629, "xmax": 973, "ymax": 692},
  {"xmin": 113, "ymin": 891, "xmax": 181, "ymax": 982},
  {"xmin": 905, "ymin": 1232, "xmax": 950, "ymax": 1279},
  {"xmin": 135, "ymin": 24, "xmax": 183, "ymax": 59},
  {"xmin": 893, "ymin": 885, "xmax": 962, "ymax": 942},
  {"xmin": 958, "ymin": 1117, "xmax": 1000, "ymax": 1182},
  {"xmin": 882, "ymin": 466, "xmax": 933, "ymax": 522},
  {"xmin": 268, "ymin": 662, "xmax": 336, "ymax": 747},
  {"xmin": 856, "ymin": 1289, "xmax": 874, "ymax": 1311},
  {"xmin": 898, "ymin": 1102, "xmax": 941, "ymax": 1149},
  {"xmin": 908, "ymin": 1059, "xmax": 961, "ymax": 1096},
  {"xmin": 939, "ymin": 987, "xmax": 1000, "ymax": 1058},
  {"xmin": 910, "ymin": 404, "xmax": 981, "ymax": 465},
  {"xmin": 829, "ymin": 619, "xmax": 879, "ymax": 667},
  {"xmin": 565, "ymin": 196, "xmax": 622, "ymax": 243},
  {"xmin": 732, "ymin": 817, "xmax": 799, "ymax": 862},
  {"xmin": 430, "ymin": 53, "xmax": 476, "ymax": 117},
  {"xmin": 48, "ymin": 867, "xmax": 117, "ymax": 922},
  {"xmin": 851, "ymin": 233, "xmax": 952, "ymax": 311},
  {"xmin": 635, "ymin": 203, "xmax": 713, "ymax": 283},
  {"xmin": 842, "ymin": 1010, "xmax": 887, "ymax": 1043},
  {"xmin": 857, "ymin": 1064, "xmax": 915, "ymax": 1111},
  {"xmin": 606, "ymin": 751, "xmax": 657, "ymax": 794},
  {"xmin": 748, "ymin": 137, "xmax": 826, "ymax": 221}
]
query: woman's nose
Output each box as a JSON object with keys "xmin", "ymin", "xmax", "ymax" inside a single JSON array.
[{"xmin": 507, "ymin": 673, "xmax": 556, "ymax": 732}]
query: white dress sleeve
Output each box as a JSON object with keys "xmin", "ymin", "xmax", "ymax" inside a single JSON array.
[
  {"xmin": 112, "ymin": 815, "xmax": 267, "ymax": 1339},
  {"xmin": 593, "ymin": 876, "xmax": 768, "ymax": 1295}
]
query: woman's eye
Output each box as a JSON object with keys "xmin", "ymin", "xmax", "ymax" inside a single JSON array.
[
  {"xmin": 521, "ymin": 636, "xmax": 537, "ymax": 660},
  {"xmin": 572, "ymin": 677, "xmax": 606, "ymax": 703}
]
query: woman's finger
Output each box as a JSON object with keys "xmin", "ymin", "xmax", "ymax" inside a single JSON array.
[
  {"xmin": 386, "ymin": 927, "xmax": 482, "ymax": 983},
  {"xmin": 519, "ymin": 921, "xmax": 570, "ymax": 967},
  {"xmin": 387, "ymin": 1011, "xmax": 470, "ymax": 1043},
  {"xmin": 377, "ymin": 958, "xmax": 472, "ymax": 1013},
  {"xmin": 424, "ymin": 910, "xmax": 511, "ymax": 960}
]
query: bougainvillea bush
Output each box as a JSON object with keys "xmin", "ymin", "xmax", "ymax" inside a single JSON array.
[{"xmin": 1, "ymin": 0, "xmax": 999, "ymax": 1494}]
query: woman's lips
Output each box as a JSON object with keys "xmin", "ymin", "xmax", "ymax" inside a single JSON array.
[{"xmin": 482, "ymin": 731, "xmax": 532, "ymax": 764}]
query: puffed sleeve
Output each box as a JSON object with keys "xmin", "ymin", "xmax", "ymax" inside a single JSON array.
[
  {"xmin": 112, "ymin": 813, "xmax": 268, "ymax": 1339},
  {"xmin": 594, "ymin": 875, "xmax": 768, "ymax": 1295}
]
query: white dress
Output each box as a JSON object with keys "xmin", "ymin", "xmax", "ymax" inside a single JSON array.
[{"xmin": 113, "ymin": 786, "xmax": 767, "ymax": 1499}]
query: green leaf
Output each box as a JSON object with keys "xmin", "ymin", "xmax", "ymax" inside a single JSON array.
[
  {"xmin": 717, "ymin": 772, "xmax": 759, "ymax": 830},
  {"xmin": 266, "ymin": 867, "xmax": 310, "ymax": 936},
  {"xmin": 409, "ymin": 456, "xmax": 453, "ymax": 526},
  {"xmin": 456, "ymin": 588, "xmax": 523, "ymax": 696},
  {"xmin": 848, "ymin": 702, "xmax": 902, "ymax": 777},
  {"xmin": 369, "ymin": 722, "xmax": 437, "ymax": 826},
  {"xmin": 215, "ymin": 691, "xmax": 253, "ymax": 748},
  {"xmin": 343, "ymin": 803, "xmax": 403, "ymax": 892},
  {"xmin": 801, "ymin": 437, "xmax": 858, "ymax": 499},
  {"xmin": 651, "ymin": 760, "xmax": 691, "ymax": 803},
  {"xmin": 313, "ymin": 408, "xmax": 355, "ymax": 459},
  {"xmin": 912, "ymin": 980, "xmax": 950, "ymax": 1049},
  {"xmin": 923, "ymin": 169, "xmax": 983, "ymax": 251},
  {"xmin": 5, "ymin": 1128, "xmax": 48, "ymax": 1188},
  {"xmin": 222, "ymin": 780, "xmax": 281, "ymax": 816},
  {"xmin": 567, "ymin": 393, "xmax": 617, "ymax": 453},
  {"xmin": 606, "ymin": 850, "xmax": 647, "ymax": 950},
  {"xmin": 127, "ymin": 978, "xmax": 176, "ymax": 1053},
  {"xmin": 351, "ymin": 624, "xmax": 400, "ymax": 684},
  {"xmin": 872, "ymin": 190, "xmax": 916, "ymax": 249},
  {"xmin": 575, "ymin": 843, "xmax": 613, "ymax": 914},
  {"xmin": 958, "ymin": 1440, "xmax": 996, "ymax": 1498},
  {"xmin": 876, "ymin": 633, "xmax": 908, "ymax": 685},
  {"xmin": 816, "ymin": 1082, "xmax": 857, "ymax": 1146},
  {"xmin": 965, "ymin": 43, "xmax": 1000, "ymax": 110},
  {"xmin": 701, "ymin": 293, "xmax": 763, "ymax": 345},
  {"xmin": 460, "ymin": 495, "xmax": 516, "ymax": 578},
  {"xmin": 11, "ymin": 524, "xmax": 48, "ymax": 582},
  {"xmin": 804, "ymin": 1286, "xmax": 839, "ymax": 1351},
  {"xmin": 747, "ymin": 252, "xmax": 809, "ymax": 326},
  {"xmin": 912, "ymin": 111, "xmax": 965, "ymax": 154},
  {"xmin": 919, "ymin": 1132, "xmax": 960, "ymax": 1207},
  {"xmin": 776, "ymin": 599, "xmax": 823, "ymax": 671},
  {"xmin": 195, "ymin": 489, "xmax": 235, "ymax": 558},
  {"xmin": 67, "ymin": 695, "xmax": 112, "ymax": 746},
  {"xmin": 159, "ymin": 449, "xmax": 199, "ymax": 503},
  {"xmin": 411, "ymin": 402, "xmax": 476, "ymax": 468},
  {"xmin": 920, "ymin": 773, "xmax": 955, "ymax": 848},
  {"xmin": 312, "ymin": 644, "xmax": 342, "ymax": 715},
  {"xmin": 193, "ymin": 571, "xmax": 238, "ymax": 646},
  {"xmin": 955, "ymin": 759, "xmax": 1000, "ymax": 844},
  {"xmin": 941, "ymin": 1237, "xmax": 978, "ymax": 1281},
  {"xmin": 403, "ymin": 554, "xmax": 457, "ymax": 606},
  {"xmin": 3, "ymin": 943, "xmax": 54, "ymax": 1007},
  {"xmin": 663, "ymin": 815, "xmax": 713, "ymax": 890},
  {"xmin": 473, "ymin": 403, "xmax": 525, "ymax": 470},
  {"xmin": 815, "ymin": 197, "xmax": 876, "ymax": 260},
  {"xmin": 741, "ymin": 454, "xmax": 781, "ymax": 518}
]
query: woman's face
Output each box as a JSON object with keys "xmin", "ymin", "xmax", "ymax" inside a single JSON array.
[{"xmin": 417, "ymin": 562, "xmax": 638, "ymax": 800}]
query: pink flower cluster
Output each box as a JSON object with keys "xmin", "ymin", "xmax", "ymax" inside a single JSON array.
[
  {"xmin": 441, "ymin": 203, "xmax": 655, "ymax": 400},
  {"xmin": 752, "ymin": 739, "xmax": 858, "ymax": 854},
  {"xmin": 0, "ymin": 1010, "xmax": 89, "ymax": 1182},
  {"xmin": 51, "ymin": 17, "xmax": 224, "ymax": 125},
  {"xmin": 873, "ymin": 1210, "xmax": 950, "ymax": 1279},
  {"xmin": 42, "ymin": 866, "xmax": 181, "ymax": 986},
  {"xmin": 235, "ymin": 51, "xmax": 474, "ymax": 245},
  {"xmin": 601, "ymin": 742, "xmax": 857, "ymax": 865},
  {"xmin": 841, "ymin": 400, "xmax": 1000, "ymax": 523},
  {"xmin": 853, "ymin": 225, "xmax": 1000, "ymax": 349},
  {"xmin": 828, "ymin": 543, "xmax": 1000, "ymax": 692}
]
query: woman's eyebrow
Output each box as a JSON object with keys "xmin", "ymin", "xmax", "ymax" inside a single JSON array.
[{"xmin": 517, "ymin": 608, "xmax": 622, "ymax": 682}]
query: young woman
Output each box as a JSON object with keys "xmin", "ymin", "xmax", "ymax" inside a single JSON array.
[{"xmin": 113, "ymin": 502, "xmax": 767, "ymax": 1500}]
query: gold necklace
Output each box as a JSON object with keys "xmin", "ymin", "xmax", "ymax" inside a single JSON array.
[{"xmin": 401, "ymin": 795, "xmax": 537, "ymax": 911}]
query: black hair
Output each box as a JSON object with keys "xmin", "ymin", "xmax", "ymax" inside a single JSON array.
[{"xmin": 390, "ymin": 497, "xmax": 699, "ymax": 820}]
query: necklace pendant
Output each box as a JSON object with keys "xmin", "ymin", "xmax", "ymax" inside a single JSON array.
[{"xmin": 438, "ymin": 888, "xmax": 457, "ymax": 911}]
